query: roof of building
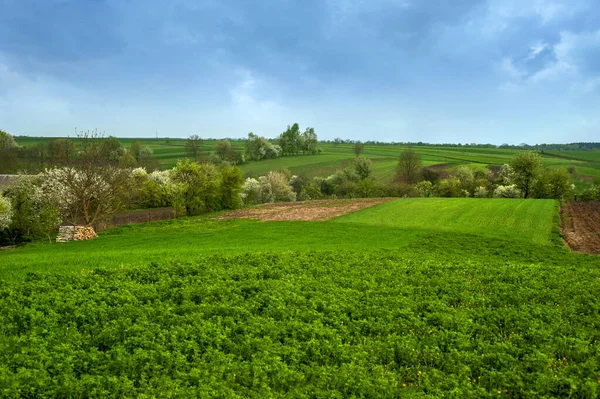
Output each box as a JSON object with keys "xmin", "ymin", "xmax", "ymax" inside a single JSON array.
[{"xmin": 0, "ymin": 175, "xmax": 22, "ymax": 191}]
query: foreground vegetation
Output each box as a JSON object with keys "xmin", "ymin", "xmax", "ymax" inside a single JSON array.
[{"xmin": 1, "ymin": 197, "xmax": 599, "ymax": 397}]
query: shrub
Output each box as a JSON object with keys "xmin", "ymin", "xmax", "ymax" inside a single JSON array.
[
  {"xmin": 265, "ymin": 171, "xmax": 296, "ymax": 202},
  {"xmin": 353, "ymin": 158, "xmax": 373, "ymax": 180},
  {"xmin": 454, "ymin": 166, "xmax": 476, "ymax": 194},
  {"xmin": 493, "ymin": 185, "xmax": 522, "ymax": 198},
  {"xmin": 0, "ymin": 193, "xmax": 12, "ymax": 230},
  {"xmin": 241, "ymin": 178, "xmax": 262, "ymax": 205},
  {"xmin": 580, "ymin": 185, "xmax": 600, "ymax": 201},
  {"xmin": 435, "ymin": 178, "xmax": 462, "ymax": 197},
  {"xmin": 5, "ymin": 176, "xmax": 60, "ymax": 242},
  {"xmin": 474, "ymin": 186, "xmax": 489, "ymax": 198},
  {"xmin": 219, "ymin": 165, "xmax": 244, "ymax": 209},
  {"xmin": 171, "ymin": 160, "xmax": 221, "ymax": 215},
  {"xmin": 415, "ymin": 181, "xmax": 433, "ymax": 197}
]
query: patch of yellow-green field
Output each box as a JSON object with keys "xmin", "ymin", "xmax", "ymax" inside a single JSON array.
[{"xmin": 335, "ymin": 198, "xmax": 557, "ymax": 245}]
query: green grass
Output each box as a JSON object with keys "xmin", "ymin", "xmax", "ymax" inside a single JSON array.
[
  {"xmin": 0, "ymin": 199, "xmax": 556, "ymax": 278},
  {"xmin": 1, "ymin": 198, "xmax": 600, "ymax": 397},
  {"xmin": 14, "ymin": 137, "xmax": 600, "ymax": 185},
  {"xmin": 0, "ymin": 218, "xmax": 420, "ymax": 280},
  {"xmin": 335, "ymin": 198, "xmax": 556, "ymax": 245}
]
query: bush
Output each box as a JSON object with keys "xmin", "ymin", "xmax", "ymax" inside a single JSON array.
[
  {"xmin": 353, "ymin": 158, "xmax": 373, "ymax": 180},
  {"xmin": 265, "ymin": 171, "xmax": 296, "ymax": 202},
  {"xmin": 171, "ymin": 160, "xmax": 221, "ymax": 215},
  {"xmin": 580, "ymin": 185, "xmax": 600, "ymax": 201},
  {"xmin": 5, "ymin": 176, "xmax": 60, "ymax": 242},
  {"xmin": 219, "ymin": 165, "xmax": 244, "ymax": 209},
  {"xmin": 435, "ymin": 178, "xmax": 462, "ymax": 198},
  {"xmin": 474, "ymin": 186, "xmax": 489, "ymax": 198},
  {"xmin": 493, "ymin": 185, "xmax": 522, "ymax": 198},
  {"xmin": 415, "ymin": 181, "xmax": 433, "ymax": 197},
  {"xmin": 0, "ymin": 193, "xmax": 12, "ymax": 230},
  {"xmin": 241, "ymin": 178, "xmax": 262, "ymax": 205}
]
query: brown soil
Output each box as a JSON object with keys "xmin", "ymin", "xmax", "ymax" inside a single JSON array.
[
  {"xmin": 561, "ymin": 201, "xmax": 600, "ymax": 254},
  {"xmin": 216, "ymin": 198, "xmax": 394, "ymax": 222}
]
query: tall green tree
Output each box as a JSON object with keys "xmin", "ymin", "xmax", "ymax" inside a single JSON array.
[
  {"xmin": 171, "ymin": 159, "xmax": 220, "ymax": 215},
  {"xmin": 302, "ymin": 127, "xmax": 318, "ymax": 154},
  {"xmin": 354, "ymin": 142, "xmax": 364, "ymax": 158},
  {"xmin": 0, "ymin": 130, "xmax": 19, "ymax": 173},
  {"xmin": 396, "ymin": 147, "xmax": 422, "ymax": 184},
  {"xmin": 219, "ymin": 165, "xmax": 244, "ymax": 209},
  {"xmin": 185, "ymin": 135, "xmax": 203, "ymax": 162},
  {"xmin": 510, "ymin": 152, "xmax": 542, "ymax": 199}
]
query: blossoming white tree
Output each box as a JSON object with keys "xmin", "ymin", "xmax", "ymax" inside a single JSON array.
[{"xmin": 0, "ymin": 193, "xmax": 12, "ymax": 230}]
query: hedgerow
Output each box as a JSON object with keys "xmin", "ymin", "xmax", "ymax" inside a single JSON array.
[{"xmin": 1, "ymin": 250, "xmax": 600, "ymax": 397}]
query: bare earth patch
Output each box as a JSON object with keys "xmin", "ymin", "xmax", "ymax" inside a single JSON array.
[
  {"xmin": 561, "ymin": 201, "xmax": 600, "ymax": 255},
  {"xmin": 217, "ymin": 198, "xmax": 394, "ymax": 222}
]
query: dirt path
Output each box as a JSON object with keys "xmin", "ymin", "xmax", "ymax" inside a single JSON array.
[
  {"xmin": 561, "ymin": 201, "xmax": 600, "ymax": 254},
  {"xmin": 216, "ymin": 198, "xmax": 394, "ymax": 222}
]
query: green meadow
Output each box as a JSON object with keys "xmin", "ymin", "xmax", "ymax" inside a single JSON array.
[
  {"xmin": 1, "ymin": 198, "xmax": 557, "ymax": 278},
  {"xmin": 1, "ymin": 198, "xmax": 600, "ymax": 397}
]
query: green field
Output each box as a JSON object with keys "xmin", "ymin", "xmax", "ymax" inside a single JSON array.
[
  {"xmin": 336, "ymin": 198, "xmax": 556, "ymax": 245},
  {"xmin": 13, "ymin": 137, "xmax": 600, "ymax": 186},
  {"xmin": 0, "ymin": 199, "xmax": 556, "ymax": 277},
  {"xmin": 2, "ymin": 198, "xmax": 600, "ymax": 397}
]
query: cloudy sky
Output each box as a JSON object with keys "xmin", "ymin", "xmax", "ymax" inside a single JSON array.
[{"xmin": 1, "ymin": 0, "xmax": 599, "ymax": 144}]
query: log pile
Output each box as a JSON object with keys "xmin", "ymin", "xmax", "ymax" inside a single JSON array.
[{"xmin": 56, "ymin": 226, "xmax": 97, "ymax": 242}]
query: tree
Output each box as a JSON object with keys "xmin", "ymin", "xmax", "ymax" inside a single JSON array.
[
  {"xmin": 302, "ymin": 127, "xmax": 318, "ymax": 154},
  {"xmin": 48, "ymin": 138, "xmax": 77, "ymax": 166},
  {"xmin": 354, "ymin": 142, "xmax": 364, "ymax": 158},
  {"xmin": 171, "ymin": 159, "xmax": 220, "ymax": 215},
  {"xmin": 397, "ymin": 147, "xmax": 422, "ymax": 184},
  {"xmin": 278, "ymin": 123, "xmax": 301, "ymax": 156},
  {"xmin": 185, "ymin": 135, "xmax": 203, "ymax": 162},
  {"xmin": 0, "ymin": 129, "xmax": 18, "ymax": 150},
  {"xmin": 510, "ymin": 152, "xmax": 542, "ymax": 198},
  {"xmin": 101, "ymin": 136, "xmax": 125, "ymax": 163},
  {"xmin": 219, "ymin": 165, "xmax": 244, "ymax": 209},
  {"xmin": 5, "ymin": 176, "xmax": 60, "ymax": 242},
  {"xmin": 129, "ymin": 140, "xmax": 143, "ymax": 161},
  {"xmin": 353, "ymin": 158, "xmax": 373, "ymax": 180},
  {"xmin": 0, "ymin": 193, "xmax": 11, "ymax": 230},
  {"xmin": 41, "ymin": 131, "xmax": 131, "ymax": 227},
  {"xmin": 245, "ymin": 133, "xmax": 281, "ymax": 161},
  {"xmin": 546, "ymin": 168, "xmax": 572, "ymax": 199},
  {"xmin": 215, "ymin": 140, "xmax": 233, "ymax": 161},
  {"xmin": 0, "ymin": 129, "xmax": 19, "ymax": 173}
]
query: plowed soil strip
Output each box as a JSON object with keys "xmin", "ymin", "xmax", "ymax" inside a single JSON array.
[
  {"xmin": 561, "ymin": 201, "xmax": 600, "ymax": 254},
  {"xmin": 217, "ymin": 198, "xmax": 394, "ymax": 221}
]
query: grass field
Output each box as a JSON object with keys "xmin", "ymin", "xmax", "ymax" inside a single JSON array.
[
  {"xmin": 0, "ymin": 199, "xmax": 556, "ymax": 278},
  {"xmin": 1, "ymin": 198, "xmax": 600, "ymax": 396},
  {"xmin": 13, "ymin": 136, "xmax": 600, "ymax": 186},
  {"xmin": 335, "ymin": 198, "xmax": 556, "ymax": 245}
]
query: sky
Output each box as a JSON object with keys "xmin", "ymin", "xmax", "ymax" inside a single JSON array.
[{"xmin": 1, "ymin": 0, "xmax": 599, "ymax": 144}]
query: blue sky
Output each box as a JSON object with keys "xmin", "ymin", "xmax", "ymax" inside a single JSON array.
[{"xmin": 1, "ymin": 0, "xmax": 599, "ymax": 144}]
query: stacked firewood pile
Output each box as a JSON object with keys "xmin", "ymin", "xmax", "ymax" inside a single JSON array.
[{"xmin": 56, "ymin": 226, "xmax": 97, "ymax": 242}]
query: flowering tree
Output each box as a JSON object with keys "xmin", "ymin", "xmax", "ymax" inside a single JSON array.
[
  {"xmin": 0, "ymin": 193, "xmax": 12, "ymax": 230},
  {"xmin": 4, "ymin": 176, "xmax": 60, "ymax": 241},
  {"xmin": 41, "ymin": 166, "xmax": 130, "ymax": 227}
]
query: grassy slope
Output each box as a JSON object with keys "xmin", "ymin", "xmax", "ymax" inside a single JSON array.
[
  {"xmin": 0, "ymin": 198, "xmax": 557, "ymax": 279},
  {"xmin": 335, "ymin": 198, "xmax": 556, "ymax": 245},
  {"xmin": 13, "ymin": 137, "xmax": 600, "ymax": 184},
  {"xmin": 1, "ymin": 199, "xmax": 600, "ymax": 396}
]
